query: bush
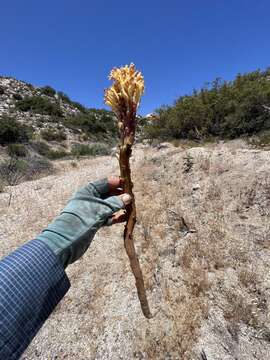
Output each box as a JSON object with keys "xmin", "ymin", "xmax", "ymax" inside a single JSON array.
[
  {"xmin": 71, "ymin": 143, "xmax": 110, "ymax": 157},
  {"xmin": 25, "ymin": 157, "xmax": 53, "ymax": 179},
  {"xmin": 248, "ymin": 130, "xmax": 270, "ymax": 148},
  {"xmin": 57, "ymin": 91, "xmax": 71, "ymax": 103},
  {"xmin": 65, "ymin": 109, "xmax": 117, "ymax": 139},
  {"xmin": 0, "ymin": 86, "xmax": 5, "ymax": 95},
  {"xmin": 30, "ymin": 141, "xmax": 50, "ymax": 156},
  {"xmin": 0, "ymin": 178, "xmax": 5, "ymax": 193},
  {"xmin": 40, "ymin": 86, "xmax": 56, "ymax": 97},
  {"xmin": 13, "ymin": 93, "xmax": 23, "ymax": 101},
  {"xmin": 0, "ymin": 156, "xmax": 28, "ymax": 186},
  {"xmin": 58, "ymin": 91, "xmax": 86, "ymax": 112},
  {"xmin": 40, "ymin": 128, "xmax": 67, "ymax": 142},
  {"xmin": 0, "ymin": 116, "xmax": 33, "ymax": 144},
  {"xmin": 7, "ymin": 144, "xmax": 27, "ymax": 157},
  {"xmin": 15, "ymin": 96, "xmax": 63, "ymax": 117},
  {"xmin": 30, "ymin": 141, "xmax": 69, "ymax": 160},
  {"xmin": 0, "ymin": 155, "xmax": 54, "ymax": 186},
  {"xmin": 144, "ymin": 69, "xmax": 270, "ymax": 141},
  {"xmin": 47, "ymin": 149, "xmax": 69, "ymax": 160}
]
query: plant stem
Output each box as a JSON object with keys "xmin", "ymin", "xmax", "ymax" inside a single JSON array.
[{"xmin": 119, "ymin": 143, "xmax": 152, "ymax": 319}]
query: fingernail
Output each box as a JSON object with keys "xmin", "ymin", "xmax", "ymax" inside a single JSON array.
[{"xmin": 120, "ymin": 194, "xmax": 132, "ymax": 205}]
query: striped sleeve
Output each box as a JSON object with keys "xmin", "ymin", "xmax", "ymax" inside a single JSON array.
[{"xmin": 0, "ymin": 239, "xmax": 70, "ymax": 360}]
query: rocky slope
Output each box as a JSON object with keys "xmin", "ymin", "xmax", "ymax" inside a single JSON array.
[
  {"xmin": 0, "ymin": 76, "xmax": 80, "ymax": 115},
  {"xmin": 0, "ymin": 77, "xmax": 118, "ymax": 188},
  {"xmin": 0, "ymin": 140, "xmax": 269, "ymax": 359},
  {"xmin": 0, "ymin": 76, "xmax": 117, "ymax": 149},
  {"xmin": 0, "ymin": 77, "xmax": 79, "ymax": 141}
]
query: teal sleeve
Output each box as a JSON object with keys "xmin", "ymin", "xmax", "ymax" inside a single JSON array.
[{"xmin": 37, "ymin": 180, "xmax": 124, "ymax": 268}]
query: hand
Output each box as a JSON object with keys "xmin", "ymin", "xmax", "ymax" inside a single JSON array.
[{"xmin": 37, "ymin": 177, "xmax": 131, "ymax": 267}]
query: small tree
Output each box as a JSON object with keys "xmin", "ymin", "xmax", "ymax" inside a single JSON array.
[
  {"xmin": 0, "ymin": 155, "xmax": 27, "ymax": 186},
  {"xmin": 0, "ymin": 116, "xmax": 33, "ymax": 144}
]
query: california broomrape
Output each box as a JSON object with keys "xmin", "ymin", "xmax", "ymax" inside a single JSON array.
[{"xmin": 104, "ymin": 63, "xmax": 152, "ymax": 318}]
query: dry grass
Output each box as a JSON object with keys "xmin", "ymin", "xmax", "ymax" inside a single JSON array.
[{"xmin": 132, "ymin": 141, "xmax": 270, "ymax": 359}]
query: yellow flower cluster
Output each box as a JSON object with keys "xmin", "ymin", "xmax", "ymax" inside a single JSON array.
[{"xmin": 104, "ymin": 63, "xmax": 144, "ymax": 114}]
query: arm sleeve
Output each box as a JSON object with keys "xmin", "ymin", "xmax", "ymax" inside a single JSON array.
[{"xmin": 0, "ymin": 239, "xmax": 70, "ymax": 360}]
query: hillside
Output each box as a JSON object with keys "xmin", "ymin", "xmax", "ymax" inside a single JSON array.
[
  {"xmin": 145, "ymin": 69, "xmax": 270, "ymax": 142},
  {"xmin": 0, "ymin": 76, "xmax": 118, "ymax": 143},
  {"xmin": 0, "ymin": 76, "xmax": 118, "ymax": 188},
  {"xmin": 0, "ymin": 140, "xmax": 269, "ymax": 359}
]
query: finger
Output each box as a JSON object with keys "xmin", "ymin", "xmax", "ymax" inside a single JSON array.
[
  {"xmin": 112, "ymin": 212, "xmax": 127, "ymax": 224},
  {"xmin": 106, "ymin": 211, "xmax": 128, "ymax": 226},
  {"xmin": 110, "ymin": 187, "xmax": 124, "ymax": 196},
  {"xmin": 119, "ymin": 193, "xmax": 132, "ymax": 206},
  {"xmin": 101, "ymin": 193, "xmax": 131, "ymax": 227},
  {"xmin": 103, "ymin": 193, "xmax": 132, "ymax": 213},
  {"xmin": 108, "ymin": 176, "xmax": 125, "ymax": 195}
]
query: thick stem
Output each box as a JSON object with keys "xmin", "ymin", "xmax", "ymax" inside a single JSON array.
[{"xmin": 119, "ymin": 143, "xmax": 152, "ymax": 319}]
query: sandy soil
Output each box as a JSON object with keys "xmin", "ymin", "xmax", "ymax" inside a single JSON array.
[{"xmin": 1, "ymin": 141, "xmax": 270, "ymax": 360}]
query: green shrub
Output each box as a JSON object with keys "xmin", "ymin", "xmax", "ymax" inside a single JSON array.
[
  {"xmin": 0, "ymin": 155, "xmax": 54, "ymax": 185},
  {"xmin": 47, "ymin": 149, "xmax": 69, "ymax": 160},
  {"xmin": 71, "ymin": 143, "xmax": 110, "ymax": 157},
  {"xmin": 13, "ymin": 93, "xmax": 23, "ymax": 100},
  {"xmin": 40, "ymin": 128, "xmax": 67, "ymax": 142},
  {"xmin": 71, "ymin": 161, "xmax": 78, "ymax": 168},
  {"xmin": 65, "ymin": 109, "xmax": 117, "ymax": 139},
  {"xmin": 0, "ymin": 116, "xmax": 33, "ymax": 144},
  {"xmin": 144, "ymin": 69, "xmax": 270, "ymax": 141},
  {"xmin": 0, "ymin": 179, "xmax": 4, "ymax": 193},
  {"xmin": 7, "ymin": 144, "xmax": 27, "ymax": 157},
  {"xmin": 15, "ymin": 96, "xmax": 63, "ymax": 117},
  {"xmin": 248, "ymin": 130, "xmax": 270, "ymax": 148},
  {"xmin": 0, "ymin": 157, "xmax": 28, "ymax": 186},
  {"xmin": 57, "ymin": 91, "xmax": 71, "ymax": 103},
  {"xmin": 58, "ymin": 91, "xmax": 86, "ymax": 112},
  {"xmin": 40, "ymin": 86, "xmax": 56, "ymax": 97},
  {"xmin": 25, "ymin": 157, "xmax": 53, "ymax": 179},
  {"xmin": 30, "ymin": 141, "xmax": 68, "ymax": 160},
  {"xmin": 80, "ymin": 133, "xmax": 90, "ymax": 141},
  {"xmin": 30, "ymin": 141, "xmax": 50, "ymax": 156}
]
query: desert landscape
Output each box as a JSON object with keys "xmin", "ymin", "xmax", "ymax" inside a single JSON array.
[{"xmin": 1, "ymin": 140, "xmax": 269, "ymax": 359}]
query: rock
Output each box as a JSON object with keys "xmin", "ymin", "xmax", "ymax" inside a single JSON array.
[
  {"xmin": 192, "ymin": 184, "xmax": 200, "ymax": 190},
  {"xmin": 155, "ymin": 142, "xmax": 174, "ymax": 150}
]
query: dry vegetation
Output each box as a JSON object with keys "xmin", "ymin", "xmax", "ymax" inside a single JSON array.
[{"xmin": 0, "ymin": 140, "xmax": 270, "ymax": 359}]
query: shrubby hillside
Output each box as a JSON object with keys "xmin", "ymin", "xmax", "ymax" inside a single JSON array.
[
  {"xmin": 0, "ymin": 76, "xmax": 118, "ymax": 188},
  {"xmin": 144, "ymin": 69, "xmax": 270, "ymax": 141}
]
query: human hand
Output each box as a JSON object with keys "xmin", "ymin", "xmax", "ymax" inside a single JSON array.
[{"xmin": 37, "ymin": 177, "xmax": 131, "ymax": 267}]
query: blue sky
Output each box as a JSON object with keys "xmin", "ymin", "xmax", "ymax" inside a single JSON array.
[{"xmin": 1, "ymin": 0, "xmax": 269, "ymax": 115}]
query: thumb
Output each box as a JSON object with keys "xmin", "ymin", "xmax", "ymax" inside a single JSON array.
[
  {"xmin": 119, "ymin": 193, "xmax": 132, "ymax": 207},
  {"xmin": 103, "ymin": 193, "xmax": 132, "ymax": 226},
  {"xmin": 103, "ymin": 193, "xmax": 132, "ymax": 212}
]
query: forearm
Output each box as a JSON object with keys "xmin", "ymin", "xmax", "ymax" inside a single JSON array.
[{"xmin": 0, "ymin": 239, "xmax": 70, "ymax": 360}]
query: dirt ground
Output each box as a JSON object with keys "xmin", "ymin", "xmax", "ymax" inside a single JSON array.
[{"xmin": 0, "ymin": 140, "xmax": 270, "ymax": 360}]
